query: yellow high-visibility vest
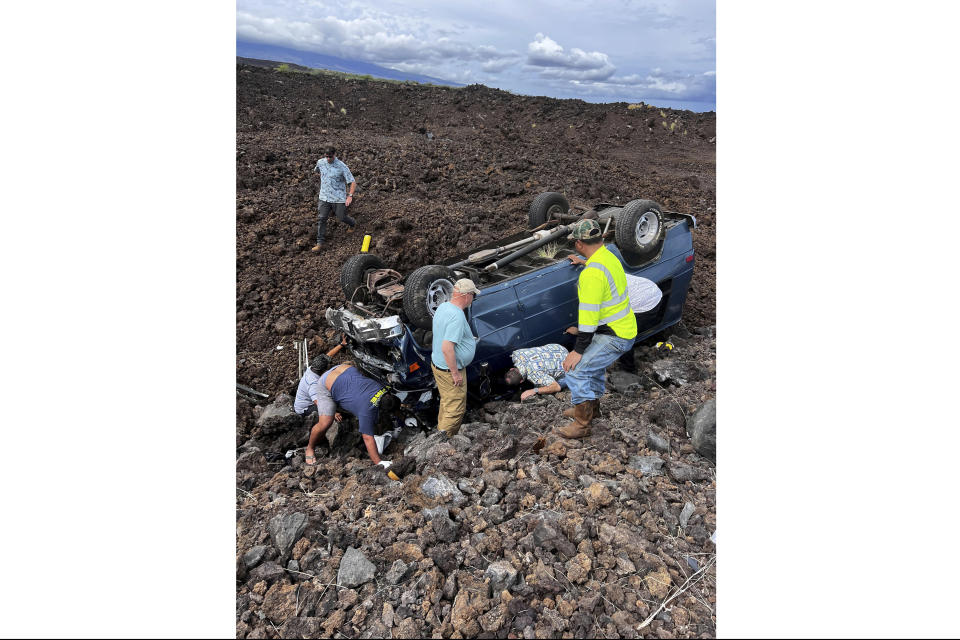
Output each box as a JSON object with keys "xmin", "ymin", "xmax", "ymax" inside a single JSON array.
[{"xmin": 576, "ymin": 245, "xmax": 638, "ymax": 339}]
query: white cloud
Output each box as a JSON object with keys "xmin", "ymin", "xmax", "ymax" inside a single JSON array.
[
  {"xmin": 645, "ymin": 76, "xmax": 687, "ymax": 93},
  {"xmin": 236, "ymin": 11, "xmax": 516, "ymax": 66},
  {"xmin": 388, "ymin": 61, "xmax": 475, "ymax": 84},
  {"xmin": 525, "ymin": 33, "xmax": 616, "ymax": 80},
  {"xmin": 482, "ymin": 58, "xmax": 520, "ymax": 73},
  {"xmin": 536, "ymin": 65, "xmax": 618, "ymax": 82},
  {"xmin": 235, "ymin": 1, "xmax": 715, "ymax": 110}
]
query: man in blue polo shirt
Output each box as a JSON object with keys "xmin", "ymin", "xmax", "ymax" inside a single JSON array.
[{"xmin": 312, "ymin": 145, "xmax": 357, "ymax": 251}]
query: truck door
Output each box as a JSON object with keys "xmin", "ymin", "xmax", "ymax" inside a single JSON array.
[
  {"xmin": 514, "ymin": 264, "xmax": 580, "ymax": 349},
  {"xmin": 467, "ymin": 284, "xmax": 525, "ymax": 367}
]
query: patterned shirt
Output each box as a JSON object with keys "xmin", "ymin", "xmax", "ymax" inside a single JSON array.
[
  {"xmin": 510, "ymin": 343, "xmax": 568, "ymax": 387},
  {"xmin": 314, "ymin": 157, "xmax": 355, "ymax": 203}
]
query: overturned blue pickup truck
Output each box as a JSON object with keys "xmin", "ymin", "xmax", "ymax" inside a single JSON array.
[{"xmin": 325, "ymin": 192, "xmax": 696, "ymax": 410}]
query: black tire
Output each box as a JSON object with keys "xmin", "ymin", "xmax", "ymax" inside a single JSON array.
[
  {"xmin": 615, "ymin": 199, "xmax": 665, "ymax": 262},
  {"xmin": 403, "ymin": 264, "xmax": 457, "ymax": 330},
  {"xmin": 341, "ymin": 254, "xmax": 386, "ymax": 302},
  {"xmin": 528, "ymin": 192, "xmax": 569, "ymax": 228}
]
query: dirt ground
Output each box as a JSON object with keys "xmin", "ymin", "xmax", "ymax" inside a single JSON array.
[
  {"xmin": 236, "ymin": 62, "xmax": 717, "ymax": 639},
  {"xmin": 237, "ymin": 63, "xmax": 715, "ymax": 397}
]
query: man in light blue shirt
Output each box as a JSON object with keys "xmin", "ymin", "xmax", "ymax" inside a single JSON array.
[
  {"xmin": 431, "ymin": 278, "xmax": 480, "ymax": 436},
  {"xmin": 312, "ymin": 145, "xmax": 357, "ymax": 251}
]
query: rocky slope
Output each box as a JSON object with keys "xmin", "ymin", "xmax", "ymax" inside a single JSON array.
[{"xmin": 236, "ymin": 62, "xmax": 717, "ymax": 639}]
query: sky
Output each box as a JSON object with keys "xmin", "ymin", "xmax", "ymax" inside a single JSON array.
[{"xmin": 236, "ymin": 0, "xmax": 716, "ymax": 111}]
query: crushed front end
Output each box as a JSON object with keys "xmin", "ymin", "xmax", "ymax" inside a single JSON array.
[{"xmin": 324, "ymin": 306, "xmax": 437, "ymax": 408}]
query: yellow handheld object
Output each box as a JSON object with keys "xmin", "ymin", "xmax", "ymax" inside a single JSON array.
[
  {"xmin": 387, "ymin": 470, "xmax": 400, "ymax": 481},
  {"xmin": 361, "ymin": 234, "xmax": 372, "ymax": 253}
]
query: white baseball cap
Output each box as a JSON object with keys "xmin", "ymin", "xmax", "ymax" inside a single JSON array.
[{"xmin": 453, "ymin": 278, "xmax": 480, "ymax": 295}]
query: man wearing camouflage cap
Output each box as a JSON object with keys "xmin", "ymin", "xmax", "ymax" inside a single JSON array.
[{"xmin": 555, "ymin": 219, "xmax": 637, "ymax": 439}]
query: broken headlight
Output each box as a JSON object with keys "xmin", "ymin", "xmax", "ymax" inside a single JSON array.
[{"xmin": 325, "ymin": 307, "xmax": 403, "ymax": 342}]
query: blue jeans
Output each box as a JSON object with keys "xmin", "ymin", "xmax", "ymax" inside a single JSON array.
[{"xmin": 566, "ymin": 333, "xmax": 635, "ymax": 405}]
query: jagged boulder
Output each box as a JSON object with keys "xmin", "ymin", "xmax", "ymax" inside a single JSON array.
[
  {"xmin": 255, "ymin": 393, "xmax": 301, "ymax": 435},
  {"xmin": 267, "ymin": 512, "xmax": 308, "ymax": 560},
  {"xmin": 689, "ymin": 397, "xmax": 716, "ymax": 462},
  {"xmin": 338, "ymin": 547, "xmax": 376, "ymax": 588}
]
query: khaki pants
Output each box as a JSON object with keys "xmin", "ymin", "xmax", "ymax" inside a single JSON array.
[{"xmin": 432, "ymin": 364, "xmax": 466, "ymax": 435}]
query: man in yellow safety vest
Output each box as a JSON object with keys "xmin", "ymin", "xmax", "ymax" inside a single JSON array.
[{"xmin": 555, "ymin": 219, "xmax": 638, "ymax": 439}]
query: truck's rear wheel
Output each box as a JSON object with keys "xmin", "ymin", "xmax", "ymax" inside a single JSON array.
[
  {"xmin": 528, "ymin": 192, "xmax": 569, "ymax": 228},
  {"xmin": 615, "ymin": 199, "xmax": 665, "ymax": 263},
  {"xmin": 403, "ymin": 265, "xmax": 457, "ymax": 330},
  {"xmin": 341, "ymin": 254, "xmax": 386, "ymax": 303}
]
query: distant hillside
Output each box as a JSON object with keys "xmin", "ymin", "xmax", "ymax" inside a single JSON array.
[
  {"xmin": 236, "ymin": 40, "xmax": 463, "ymax": 87},
  {"xmin": 237, "ymin": 57, "xmax": 315, "ymax": 73}
]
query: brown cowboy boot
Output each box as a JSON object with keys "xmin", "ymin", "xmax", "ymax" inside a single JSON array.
[
  {"xmin": 553, "ymin": 400, "xmax": 596, "ymax": 439},
  {"xmin": 583, "ymin": 398, "xmax": 599, "ymax": 423},
  {"xmin": 562, "ymin": 398, "xmax": 599, "ymax": 419}
]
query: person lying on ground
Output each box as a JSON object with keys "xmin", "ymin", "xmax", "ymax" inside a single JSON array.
[{"xmin": 504, "ymin": 330, "xmax": 578, "ymax": 401}]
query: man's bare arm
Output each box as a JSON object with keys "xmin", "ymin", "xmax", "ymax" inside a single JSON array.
[
  {"xmin": 521, "ymin": 381, "xmax": 562, "ymax": 401},
  {"xmin": 441, "ymin": 341, "xmax": 458, "ymax": 371},
  {"xmin": 361, "ymin": 434, "xmax": 381, "ymax": 465}
]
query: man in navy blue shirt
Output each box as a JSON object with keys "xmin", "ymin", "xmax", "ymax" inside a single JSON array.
[{"xmin": 303, "ymin": 361, "xmax": 400, "ymax": 471}]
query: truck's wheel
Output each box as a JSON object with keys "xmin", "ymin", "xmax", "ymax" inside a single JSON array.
[
  {"xmin": 341, "ymin": 254, "xmax": 386, "ymax": 303},
  {"xmin": 528, "ymin": 192, "xmax": 569, "ymax": 228},
  {"xmin": 615, "ymin": 199, "xmax": 665, "ymax": 262},
  {"xmin": 403, "ymin": 265, "xmax": 457, "ymax": 330}
]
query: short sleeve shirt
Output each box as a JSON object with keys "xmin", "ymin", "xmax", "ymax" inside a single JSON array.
[
  {"xmin": 314, "ymin": 158, "xmax": 355, "ymax": 203},
  {"xmin": 431, "ymin": 302, "xmax": 476, "ymax": 370},
  {"xmin": 625, "ymin": 275, "xmax": 662, "ymax": 313},
  {"xmin": 330, "ymin": 367, "xmax": 388, "ymax": 435},
  {"xmin": 294, "ymin": 368, "xmax": 322, "ymax": 414},
  {"xmin": 510, "ymin": 343, "xmax": 568, "ymax": 387}
]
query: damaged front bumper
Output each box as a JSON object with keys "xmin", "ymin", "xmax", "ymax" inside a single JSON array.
[
  {"xmin": 325, "ymin": 306, "xmax": 434, "ymax": 393},
  {"xmin": 324, "ymin": 306, "xmax": 497, "ymax": 409},
  {"xmin": 325, "ymin": 307, "xmax": 403, "ymax": 342}
]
